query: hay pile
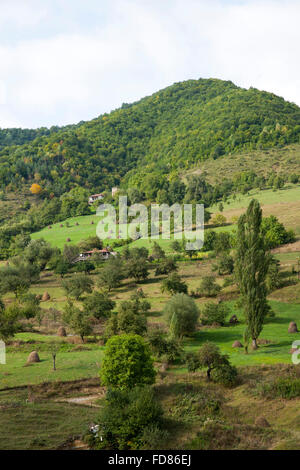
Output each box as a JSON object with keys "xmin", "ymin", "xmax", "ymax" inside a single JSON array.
[
  {"xmin": 255, "ymin": 416, "xmax": 270, "ymax": 428},
  {"xmin": 27, "ymin": 351, "xmax": 40, "ymax": 364},
  {"xmin": 57, "ymin": 326, "xmax": 67, "ymax": 337},
  {"xmin": 232, "ymin": 341, "xmax": 243, "ymax": 348},
  {"xmin": 42, "ymin": 291, "xmax": 50, "ymax": 301},
  {"xmin": 288, "ymin": 322, "xmax": 298, "ymax": 333}
]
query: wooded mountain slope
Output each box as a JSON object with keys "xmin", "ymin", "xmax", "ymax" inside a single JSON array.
[{"xmin": 0, "ymin": 78, "xmax": 299, "ymax": 196}]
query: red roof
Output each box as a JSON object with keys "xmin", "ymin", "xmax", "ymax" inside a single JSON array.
[
  {"xmin": 81, "ymin": 249, "xmax": 110, "ymax": 255},
  {"xmin": 90, "ymin": 193, "xmax": 104, "ymax": 198}
]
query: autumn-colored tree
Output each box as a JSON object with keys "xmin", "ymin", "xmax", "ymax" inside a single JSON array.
[
  {"xmin": 211, "ymin": 214, "xmax": 227, "ymax": 226},
  {"xmin": 30, "ymin": 183, "xmax": 42, "ymax": 195}
]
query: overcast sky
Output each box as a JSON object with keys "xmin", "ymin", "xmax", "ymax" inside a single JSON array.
[{"xmin": 0, "ymin": 0, "xmax": 299, "ymax": 129}]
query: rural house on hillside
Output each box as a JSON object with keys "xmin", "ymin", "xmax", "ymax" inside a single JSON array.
[
  {"xmin": 73, "ymin": 248, "xmax": 116, "ymax": 263},
  {"xmin": 88, "ymin": 193, "xmax": 104, "ymax": 205}
]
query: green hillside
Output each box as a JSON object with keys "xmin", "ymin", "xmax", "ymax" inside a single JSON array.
[
  {"xmin": 0, "ymin": 78, "xmax": 299, "ymax": 196},
  {"xmin": 189, "ymin": 143, "xmax": 300, "ymax": 184}
]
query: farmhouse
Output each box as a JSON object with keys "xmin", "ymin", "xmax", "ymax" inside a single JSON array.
[
  {"xmin": 88, "ymin": 193, "xmax": 104, "ymax": 205},
  {"xmin": 74, "ymin": 248, "xmax": 116, "ymax": 263}
]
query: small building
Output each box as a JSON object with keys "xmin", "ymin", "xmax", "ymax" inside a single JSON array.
[
  {"xmin": 88, "ymin": 193, "xmax": 104, "ymax": 205},
  {"xmin": 73, "ymin": 248, "xmax": 116, "ymax": 263},
  {"xmin": 111, "ymin": 187, "xmax": 118, "ymax": 197}
]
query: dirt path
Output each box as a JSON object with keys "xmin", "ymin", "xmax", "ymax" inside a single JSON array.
[{"xmin": 55, "ymin": 394, "xmax": 102, "ymax": 407}]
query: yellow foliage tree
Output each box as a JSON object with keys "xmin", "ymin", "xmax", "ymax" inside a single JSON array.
[
  {"xmin": 211, "ymin": 213, "xmax": 227, "ymax": 226},
  {"xmin": 30, "ymin": 183, "xmax": 42, "ymax": 195}
]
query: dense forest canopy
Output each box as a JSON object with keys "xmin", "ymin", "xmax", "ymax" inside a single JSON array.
[
  {"xmin": 0, "ymin": 78, "xmax": 299, "ymax": 196},
  {"xmin": 0, "ymin": 122, "xmax": 81, "ymax": 152}
]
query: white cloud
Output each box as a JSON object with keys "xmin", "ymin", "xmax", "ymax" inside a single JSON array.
[
  {"xmin": 0, "ymin": 0, "xmax": 47, "ymax": 28},
  {"xmin": 0, "ymin": 0, "xmax": 299, "ymax": 128}
]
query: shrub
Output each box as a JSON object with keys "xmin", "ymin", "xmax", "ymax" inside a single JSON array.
[
  {"xmin": 155, "ymin": 257, "xmax": 178, "ymax": 276},
  {"xmin": 147, "ymin": 329, "xmax": 183, "ymax": 363},
  {"xmin": 188, "ymin": 341, "xmax": 235, "ymax": 383},
  {"xmin": 200, "ymin": 302, "xmax": 230, "ymax": 326},
  {"xmin": 211, "ymin": 363, "xmax": 238, "ymax": 387},
  {"xmin": 161, "ymin": 273, "xmax": 188, "ymax": 295},
  {"xmin": 211, "ymin": 214, "xmax": 226, "ymax": 226},
  {"xmin": 62, "ymin": 274, "xmax": 94, "ymax": 299},
  {"xmin": 104, "ymin": 294, "xmax": 150, "ymax": 339},
  {"xmin": 186, "ymin": 352, "xmax": 201, "ymax": 372},
  {"xmin": 100, "ymin": 334, "xmax": 156, "ymax": 389},
  {"xmin": 83, "ymin": 290, "xmax": 115, "ymax": 320},
  {"xmin": 197, "ymin": 276, "xmax": 221, "ymax": 297},
  {"xmin": 261, "ymin": 215, "xmax": 296, "ymax": 248},
  {"xmin": 151, "ymin": 242, "xmax": 166, "ymax": 260},
  {"xmin": 141, "ymin": 425, "xmax": 170, "ymax": 450},
  {"xmin": 164, "ymin": 293, "xmax": 199, "ymax": 339},
  {"xmin": 95, "ymin": 386, "xmax": 163, "ymax": 449},
  {"xmin": 98, "ymin": 256, "xmax": 125, "ymax": 290},
  {"xmin": 212, "ymin": 254, "xmax": 234, "ymax": 275},
  {"xmin": 170, "ymin": 390, "xmax": 222, "ymax": 423},
  {"xmin": 63, "ymin": 301, "xmax": 93, "ymax": 341}
]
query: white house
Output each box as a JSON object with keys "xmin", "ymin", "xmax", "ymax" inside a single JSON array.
[{"xmin": 88, "ymin": 193, "xmax": 104, "ymax": 205}]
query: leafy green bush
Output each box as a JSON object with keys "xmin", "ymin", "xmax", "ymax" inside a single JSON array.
[
  {"xmin": 261, "ymin": 215, "xmax": 296, "ymax": 248},
  {"xmin": 94, "ymin": 386, "xmax": 164, "ymax": 449},
  {"xmin": 161, "ymin": 273, "xmax": 188, "ymax": 295},
  {"xmin": 197, "ymin": 276, "xmax": 221, "ymax": 297},
  {"xmin": 100, "ymin": 334, "xmax": 156, "ymax": 389},
  {"xmin": 200, "ymin": 302, "xmax": 230, "ymax": 326},
  {"xmin": 147, "ymin": 329, "xmax": 183, "ymax": 363},
  {"xmin": 211, "ymin": 363, "xmax": 238, "ymax": 387},
  {"xmin": 164, "ymin": 293, "xmax": 199, "ymax": 339}
]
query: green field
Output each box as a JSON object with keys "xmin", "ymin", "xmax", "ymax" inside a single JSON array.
[
  {"xmin": 0, "ymin": 336, "xmax": 104, "ymax": 389},
  {"xmin": 1, "ymin": 296, "xmax": 299, "ymax": 389},
  {"xmin": 7, "ymin": 176, "xmax": 300, "ymax": 450},
  {"xmin": 31, "ymin": 214, "xmax": 102, "ymax": 250},
  {"xmin": 211, "ymin": 184, "xmax": 300, "ymax": 213},
  {"xmin": 30, "ymin": 184, "xmax": 300, "ymax": 253}
]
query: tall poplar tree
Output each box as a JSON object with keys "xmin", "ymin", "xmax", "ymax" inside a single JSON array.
[{"xmin": 235, "ymin": 199, "xmax": 271, "ymax": 353}]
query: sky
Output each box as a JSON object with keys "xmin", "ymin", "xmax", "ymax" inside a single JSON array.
[{"xmin": 0, "ymin": 0, "xmax": 299, "ymax": 129}]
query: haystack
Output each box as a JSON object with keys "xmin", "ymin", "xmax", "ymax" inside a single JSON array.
[
  {"xmin": 42, "ymin": 291, "xmax": 50, "ymax": 301},
  {"xmin": 288, "ymin": 322, "xmax": 298, "ymax": 333},
  {"xmin": 232, "ymin": 340, "xmax": 243, "ymax": 348},
  {"xmin": 27, "ymin": 351, "xmax": 40, "ymax": 364},
  {"xmin": 255, "ymin": 416, "xmax": 270, "ymax": 428},
  {"xmin": 57, "ymin": 326, "xmax": 67, "ymax": 337}
]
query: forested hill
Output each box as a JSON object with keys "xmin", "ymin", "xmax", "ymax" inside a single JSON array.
[
  {"xmin": 0, "ymin": 122, "xmax": 79, "ymax": 151},
  {"xmin": 0, "ymin": 78, "xmax": 299, "ymax": 196}
]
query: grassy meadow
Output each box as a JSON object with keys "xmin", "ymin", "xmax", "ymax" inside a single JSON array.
[
  {"xmin": 1, "ymin": 175, "xmax": 300, "ymax": 450},
  {"xmin": 1, "ymin": 255, "xmax": 300, "ymax": 390}
]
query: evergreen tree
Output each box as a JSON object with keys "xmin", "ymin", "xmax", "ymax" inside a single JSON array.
[{"xmin": 234, "ymin": 199, "xmax": 271, "ymax": 352}]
